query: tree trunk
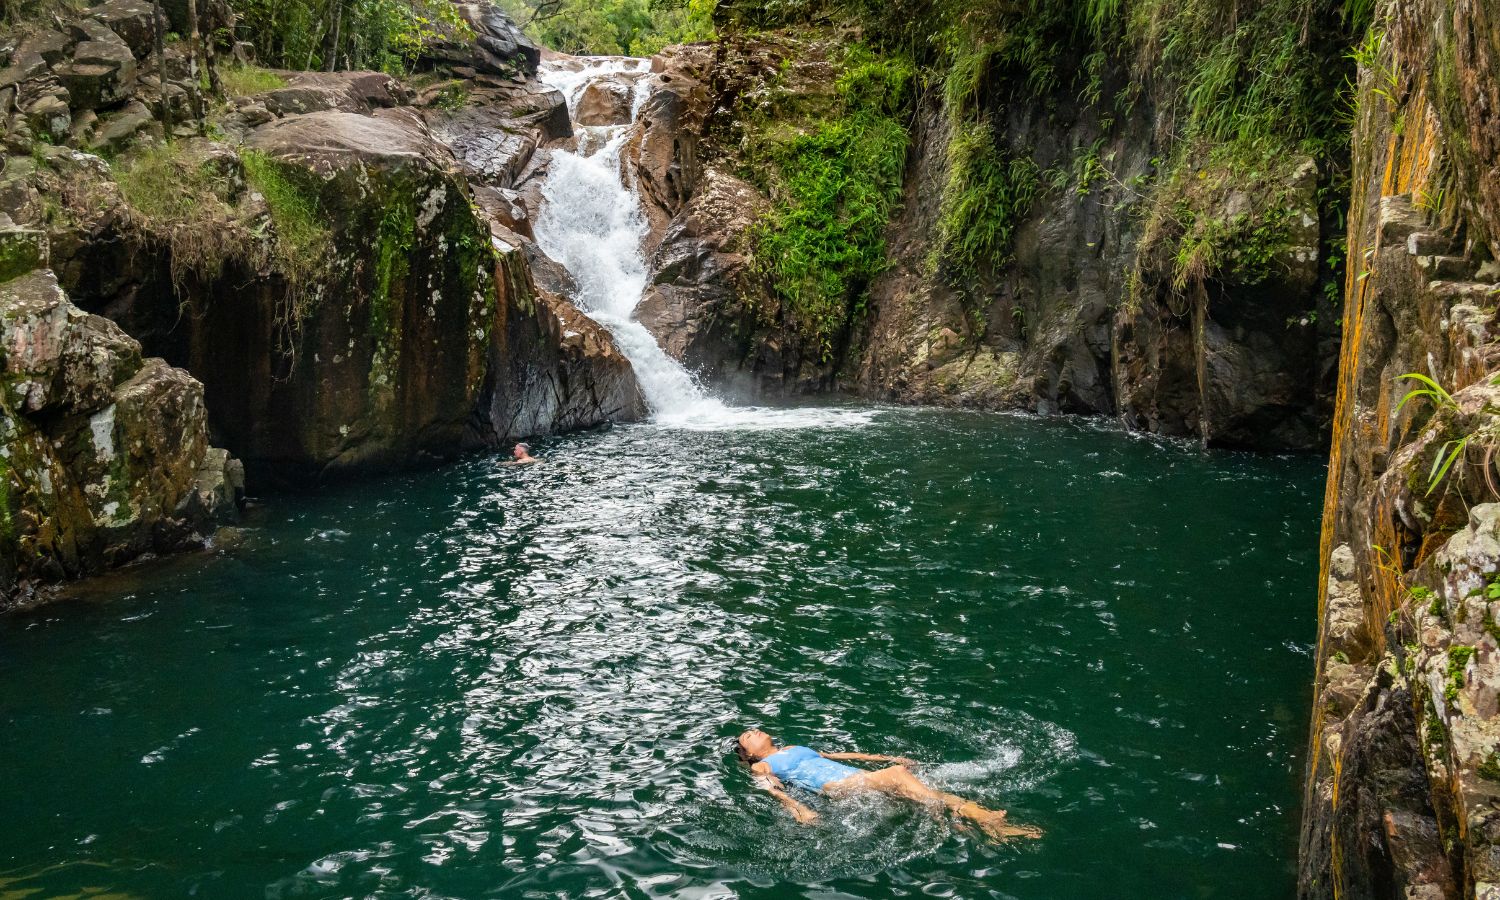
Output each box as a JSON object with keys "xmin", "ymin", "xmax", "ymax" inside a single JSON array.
[
  {"xmin": 326, "ymin": 0, "xmax": 343, "ymax": 72},
  {"xmin": 185, "ymin": 0, "xmax": 204, "ymax": 130},
  {"xmin": 154, "ymin": 0, "xmax": 171, "ymax": 141}
]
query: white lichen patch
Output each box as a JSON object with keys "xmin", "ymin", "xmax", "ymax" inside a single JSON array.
[
  {"xmin": 417, "ymin": 187, "xmax": 448, "ymax": 230},
  {"xmin": 89, "ymin": 405, "xmax": 117, "ymax": 462}
]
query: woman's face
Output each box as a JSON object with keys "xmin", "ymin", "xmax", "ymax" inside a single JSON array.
[{"xmin": 738, "ymin": 730, "xmax": 775, "ymax": 761}]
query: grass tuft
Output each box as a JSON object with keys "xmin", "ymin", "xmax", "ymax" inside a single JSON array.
[{"xmin": 218, "ymin": 64, "xmax": 289, "ymax": 97}]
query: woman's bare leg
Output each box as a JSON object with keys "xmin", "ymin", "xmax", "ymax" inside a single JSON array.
[{"xmin": 851, "ymin": 766, "xmax": 1042, "ymax": 840}]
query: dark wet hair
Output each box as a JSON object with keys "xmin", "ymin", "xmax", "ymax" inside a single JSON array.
[{"xmin": 733, "ymin": 736, "xmax": 752, "ymax": 764}]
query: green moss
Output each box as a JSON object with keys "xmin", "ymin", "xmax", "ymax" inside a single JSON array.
[
  {"xmin": 1425, "ymin": 694, "xmax": 1449, "ymax": 749},
  {"xmin": 746, "ymin": 43, "xmax": 914, "ymax": 360},
  {"xmin": 1446, "ymin": 645, "xmax": 1476, "ymax": 704},
  {"xmin": 368, "ymin": 195, "xmax": 416, "ymax": 397},
  {"xmin": 1479, "ymin": 751, "xmax": 1500, "ymax": 782},
  {"xmin": 0, "ymin": 443, "xmax": 13, "ymax": 547},
  {"xmin": 0, "ymin": 232, "xmax": 44, "ymax": 284},
  {"xmin": 1409, "ymin": 584, "xmax": 1445, "ymax": 622}
]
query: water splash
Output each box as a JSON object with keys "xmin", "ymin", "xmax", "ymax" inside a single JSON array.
[{"xmin": 534, "ymin": 59, "xmax": 874, "ymax": 432}]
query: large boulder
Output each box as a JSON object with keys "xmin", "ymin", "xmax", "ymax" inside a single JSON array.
[
  {"xmin": 575, "ymin": 76, "xmax": 637, "ymax": 126},
  {"xmin": 0, "ymin": 268, "xmax": 239, "ymax": 606},
  {"xmin": 260, "ymin": 71, "xmax": 412, "ymax": 117},
  {"xmin": 476, "ymin": 223, "xmax": 645, "ymax": 440},
  {"xmin": 420, "ymin": 2, "xmax": 540, "ymax": 78},
  {"xmin": 211, "ymin": 107, "xmax": 505, "ymax": 476},
  {"xmin": 70, "ymin": 104, "xmax": 644, "ymax": 480},
  {"xmin": 55, "ymin": 29, "xmax": 137, "ymax": 111},
  {"xmin": 427, "ymin": 80, "xmax": 570, "ymax": 188},
  {"xmin": 88, "ymin": 0, "xmax": 162, "ymax": 60}
]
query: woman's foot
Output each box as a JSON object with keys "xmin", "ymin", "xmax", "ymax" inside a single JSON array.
[
  {"xmin": 978, "ymin": 818, "xmax": 1043, "ymax": 841},
  {"xmin": 957, "ymin": 803, "xmax": 1042, "ymax": 841}
]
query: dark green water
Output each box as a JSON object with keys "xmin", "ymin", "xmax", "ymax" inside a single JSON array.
[{"xmin": 0, "ymin": 408, "xmax": 1322, "ymax": 899}]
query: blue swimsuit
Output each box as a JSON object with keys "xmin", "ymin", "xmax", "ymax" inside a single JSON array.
[{"xmin": 764, "ymin": 745, "xmax": 860, "ymax": 791}]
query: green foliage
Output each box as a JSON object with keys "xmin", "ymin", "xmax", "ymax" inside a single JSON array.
[
  {"xmin": 228, "ymin": 0, "xmax": 467, "ymax": 74},
  {"xmin": 110, "ymin": 143, "xmax": 333, "ymax": 354},
  {"xmin": 746, "ymin": 44, "xmax": 913, "ymax": 359},
  {"xmin": 116, "ymin": 143, "xmax": 244, "ymax": 283},
  {"xmin": 432, "ymin": 82, "xmax": 470, "ymax": 111},
  {"xmin": 747, "ymin": 0, "xmax": 1363, "ymax": 310},
  {"xmin": 1395, "ymin": 373, "xmax": 1472, "ymax": 496},
  {"xmin": 1446, "ymin": 645, "xmax": 1476, "ymax": 704},
  {"xmin": 495, "ymin": 0, "xmax": 714, "ymax": 55},
  {"xmin": 217, "ymin": 64, "xmax": 289, "ymax": 97},
  {"xmin": 1396, "ymin": 372, "xmax": 1459, "ymax": 415},
  {"xmin": 936, "ymin": 123, "xmax": 1040, "ymax": 279},
  {"xmin": 239, "ymin": 150, "xmax": 333, "ymax": 290}
]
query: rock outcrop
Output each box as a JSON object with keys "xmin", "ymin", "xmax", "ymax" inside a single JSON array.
[
  {"xmin": 1300, "ymin": 0, "xmax": 1500, "ymax": 894},
  {"xmin": 619, "ymin": 31, "xmax": 1335, "ymax": 449},
  {"xmin": 0, "ymin": 2, "xmax": 643, "ymax": 485},
  {"xmin": 0, "ymin": 229, "xmax": 239, "ymax": 609},
  {"xmin": 0, "ymin": 1, "xmax": 643, "ymax": 597}
]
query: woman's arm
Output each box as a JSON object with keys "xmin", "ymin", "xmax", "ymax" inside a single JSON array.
[
  {"xmin": 753, "ymin": 772, "xmax": 819, "ymax": 824},
  {"xmin": 820, "ymin": 751, "xmax": 918, "ymax": 767}
]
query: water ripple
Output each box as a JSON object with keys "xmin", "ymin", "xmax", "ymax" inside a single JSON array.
[{"xmin": 0, "ymin": 408, "xmax": 1323, "ymax": 899}]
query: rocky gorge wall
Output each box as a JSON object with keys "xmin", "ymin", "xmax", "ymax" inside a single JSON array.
[
  {"xmin": 0, "ymin": 1, "xmax": 643, "ymax": 603},
  {"xmin": 0, "ymin": 227, "xmax": 240, "ymax": 607},
  {"xmin": 1299, "ymin": 0, "xmax": 1500, "ymax": 896},
  {"xmin": 620, "ymin": 16, "xmax": 1343, "ymax": 450}
]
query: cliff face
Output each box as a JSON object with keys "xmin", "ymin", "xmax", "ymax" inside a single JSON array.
[
  {"xmin": 0, "ymin": 230, "xmax": 239, "ymax": 609},
  {"xmin": 0, "ymin": 3, "xmax": 642, "ymax": 596},
  {"xmin": 1300, "ymin": 0, "xmax": 1500, "ymax": 895},
  {"xmin": 621, "ymin": 24, "xmax": 1339, "ymax": 449}
]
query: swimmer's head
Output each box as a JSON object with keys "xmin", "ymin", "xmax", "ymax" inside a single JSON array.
[
  {"xmin": 513, "ymin": 443, "xmax": 531, "ymax": 458},
  {"xmin": 735, "ymin": 729, "xmax": 775, "ymax": 763}
]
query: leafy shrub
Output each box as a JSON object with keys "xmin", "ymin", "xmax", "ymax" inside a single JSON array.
[
  {"xmin": 229, "ymin": 0, "xmax": 466, "ymax": 74},
  {"xmin": 936, "ymin": 123, "xmax": 1041, "ymax": 277},
  {"xmin": 746, "ymin": 44, "xmax": 914, "ymax": 359}
]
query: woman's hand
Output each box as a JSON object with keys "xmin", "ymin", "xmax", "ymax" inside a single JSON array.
[{"xmin": 792, "ymin": 805, "xmax": 820, "ymax": 825}]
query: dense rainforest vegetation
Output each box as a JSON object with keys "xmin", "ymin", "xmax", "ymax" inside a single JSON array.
[{"xmin": 704, "ymin": 0, "xmax": 1372, "ymax": 354}]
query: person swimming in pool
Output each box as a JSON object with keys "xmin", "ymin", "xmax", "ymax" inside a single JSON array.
[
  {"xmin": 504, "ymin": 443, "xmax": 539, "ymax": 465},
  {"xmin": 734, "ymin": 729, "xmax": 1041, "ymax": 840}
]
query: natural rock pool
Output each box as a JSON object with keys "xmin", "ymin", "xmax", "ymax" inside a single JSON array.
[{"xmin": 0, "ymin": 409, "xmax": 1321, "ymax": 898}]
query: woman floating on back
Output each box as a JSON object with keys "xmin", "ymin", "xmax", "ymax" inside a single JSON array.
[{"xmin": 734, "ymin": 729, "xmax": 1042, "ymax": 841}]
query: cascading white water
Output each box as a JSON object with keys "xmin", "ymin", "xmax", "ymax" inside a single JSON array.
[{"xmin": 534, "ymin": 58, "xmax": 874, "ymax": 430}]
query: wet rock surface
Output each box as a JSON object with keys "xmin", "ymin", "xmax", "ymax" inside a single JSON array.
[
  {"xmin": 1301, "ymin": 0, "xmax": 1500, "ymax": 893},
  {"xmin": 0, "ymin": 267, "xmax": 239, "ymax": 608},
  {"xmin": 0, "ymin": 1, "xmax": 641, "ymax": 596}
]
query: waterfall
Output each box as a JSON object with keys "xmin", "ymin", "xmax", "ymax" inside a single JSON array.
[{"xmin": 533, "ymin": 58, "xmax": 873, "ymax": 431}]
